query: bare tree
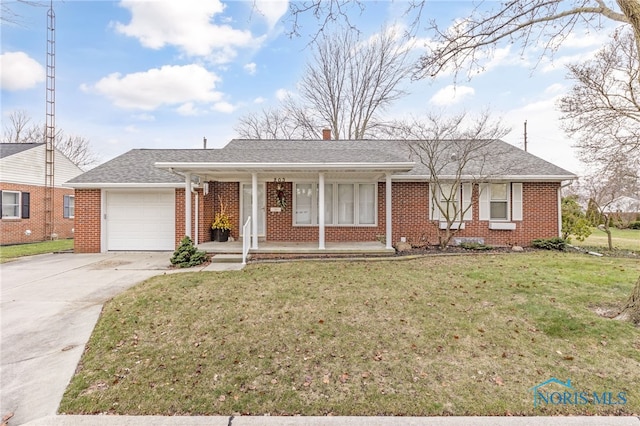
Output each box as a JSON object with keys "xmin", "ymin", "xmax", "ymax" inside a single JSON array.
[
  {"xmin": 576, "ymin": 171, "xmax": 632, "ymax": 250},
  {"xmin": 285, "ymin": 1, "xmax": 640, "ymax": 82},
  {"xmin": 559, "ymin": 28, "xmax": 640, "ymax": 179},
  {"xmin": 615, "ymin": 275, "xmax": 640, "ymax": 325},
  {"xmin": 387, "ymin": 111, "xmax": 512, "ymax": 249},
  {"xmin": 1, "ymin": 110, "xmax": 41, "ymax": 143},
  {"xmin": 1, "ymin": 1, "xmax": 47, "ymax": 25},
  {"xmin": 234, "ymin": 26, "xmax": 411, "ymax": 140},
  {"xmin": 2, "ymin": 110, "xmax": 97, "ymax": 169}
]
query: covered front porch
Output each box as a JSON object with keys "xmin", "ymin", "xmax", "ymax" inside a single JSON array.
[{"xmin": 197, "ymin": 240, "xmax": 395, "ymax": 257}]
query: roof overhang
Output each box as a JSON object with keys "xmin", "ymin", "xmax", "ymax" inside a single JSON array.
[
  {"xmin": 63, "ymin": 182, "xmax": 183, "ymax": 189},
  {"xmin": 154, "ymin": 161, "xmax": 416, "ymax": 174},
  {"xmin": 391, "ymin": 174, "xmax": 577, "ymax": 182}
]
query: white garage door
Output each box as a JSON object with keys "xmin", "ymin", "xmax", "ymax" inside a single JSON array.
[{"xmin": 106, "ymin": 191, "xmax": 175, "ymax": 251}]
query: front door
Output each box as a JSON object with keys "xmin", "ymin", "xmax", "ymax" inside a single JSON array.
[{"xmin": 241, "ymin": 183, "xmax": 265, "ymax": 236}]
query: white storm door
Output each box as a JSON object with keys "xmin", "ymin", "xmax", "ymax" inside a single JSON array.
[{"xmin": 241, "ymin": 183, "xmax": 265, "ymax": 236}]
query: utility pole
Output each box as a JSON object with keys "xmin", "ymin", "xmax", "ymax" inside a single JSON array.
[{"xmin": 523, "ymin": 120, "xmax": 528, "ymax": 152}]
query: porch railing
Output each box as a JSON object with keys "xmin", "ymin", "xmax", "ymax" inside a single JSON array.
[{"xmin": 242, "ymin": 216, "xmax": 251, "ymax": 265}]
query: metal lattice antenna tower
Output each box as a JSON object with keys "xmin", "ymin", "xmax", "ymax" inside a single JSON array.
[{"xmin": 45, "ymin": 0, "xmax": 56, "ymax": 239}]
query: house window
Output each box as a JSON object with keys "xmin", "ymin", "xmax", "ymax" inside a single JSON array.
[
  {"xmin": 490, "ymin": 183, "xmax": 508, "ymax": 220},
  {"xmin": 438, "ymin": 183, "xmax": 459, "ymax": 219},
  {"xmin": 294, "ymin": 182, "xmax": 376, "ymax": 226},
  {"xmin": 64, "ymin": 195, "xmax": 75, "ymax": 219},
  {"xmin": 2, "ymin": 191, "xmax": 20, "ymax": 218},
  {"xmin": 295, "ymin": 184, "xmax": 313, "ymax": 225}
]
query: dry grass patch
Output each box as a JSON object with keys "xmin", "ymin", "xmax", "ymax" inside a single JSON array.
[{"xmin": 60, "ymin": 252, "xmax": 640, "ymax": 416}]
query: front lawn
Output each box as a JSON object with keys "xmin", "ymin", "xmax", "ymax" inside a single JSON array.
[
  {"xmin": 60, "ymin": 252, "xmax": 640, "ymax": 416},
  {"xmin": 0, "ymin": 239, "xmax": 74, "ymax": 263},
  {"xmin": 572, "ymin": 228, "xmax": 639, "ymax": 252}
]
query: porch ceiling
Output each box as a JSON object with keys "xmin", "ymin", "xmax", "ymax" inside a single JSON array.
[{"xmin": 155, "ymin": 161, "xmax": 415, "ymax": 181}]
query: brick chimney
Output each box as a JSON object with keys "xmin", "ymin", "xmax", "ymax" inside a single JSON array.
[{"xmin": 322, "ymin": 128, "xmax": 331, "ymax": 140}]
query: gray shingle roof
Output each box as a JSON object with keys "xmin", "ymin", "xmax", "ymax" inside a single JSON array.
[
  {"xmin": 68, "ymin": 139, "xmax": 575, "ymax": 185},
  {"xmin": 0, "ymin": 143, "xmax": 43, "ymax": 159}
]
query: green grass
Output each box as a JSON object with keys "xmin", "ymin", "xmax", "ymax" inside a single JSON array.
[
  {"xmin": 60, "ymin": 252, "xmax": 640, "ymax": 416},
  {"xmin": 572, "ymin": 228, "xmax": 639, "ymax": 252},
  {"xmin": 0, "ymin": 239, "xmax": 74, "ymax": 262}
]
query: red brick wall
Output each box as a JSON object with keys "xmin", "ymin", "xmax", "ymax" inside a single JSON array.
[
  {"xmin": 73, "ymin": 188, "xmax": 101, "ymax": 253},
  {"xmin": 174, "ymin": 182, "xmax": 239, "ymax": 246},
  {"xmin": 0, "ymin": 182, "xmax": 76, "ymax": 246},
  {"xmin": 72, "ymin": 180, "xmax": 561, "ymax": 252},
  {"xmin": 209, "ymin": 182, "xmax": 240, "ymax": 240},
  {"xmin": 261, "ymin": 181, "xmax": 559, "ymax": 247}
]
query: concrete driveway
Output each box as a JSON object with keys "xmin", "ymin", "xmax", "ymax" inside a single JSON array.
[{"xmin": 0, "ymin": 252, "xmax": 179, "ymax": 425}]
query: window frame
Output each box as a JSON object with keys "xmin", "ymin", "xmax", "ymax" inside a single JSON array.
[
  {"xmin": 293, "ymin": 181, "xmax": 378, "ymax": 227},
  {"xmin": 63, "ymin": 195, "xmax": 75, "ymax": 219},
  {"xmin": 489, "ymin": 183, "xmax": 510, "ymax": 221},
  {"xmin": 2, "ymin": 190, "xmax": 21, "ymax": 219}
]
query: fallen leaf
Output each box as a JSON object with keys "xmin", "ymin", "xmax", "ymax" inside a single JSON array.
[
  {"xmin": 339, "ymin": 373, "xmax": 349, "ymax": 383},
  {"xmin": 218, "ymin": 395, "xmax": 226, "ymax": 402},
  {"xmin": 322, "ymin": 375, "xmax": 330, "ymax": 384},
  {"xmin": 494, "ymin": 376, "xmax": 504, "ymax": 386},
  {"xmin": 563, "ymin": 355, "xmax": 574, "ymax": 361}
]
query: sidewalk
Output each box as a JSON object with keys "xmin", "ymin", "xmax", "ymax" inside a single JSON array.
[{"xmin": 22, "ymin": 414, "xmax": 640, "ymax": 425}]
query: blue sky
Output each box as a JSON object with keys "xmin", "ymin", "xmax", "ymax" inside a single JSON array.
[{"xmin": 1, "ymin": 1, "xmax": 618, "ymax": 173}]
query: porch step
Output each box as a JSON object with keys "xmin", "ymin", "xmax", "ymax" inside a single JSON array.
[{"xmin": 210, "ymin": 253, "xmax": 244, "ymax": 263}]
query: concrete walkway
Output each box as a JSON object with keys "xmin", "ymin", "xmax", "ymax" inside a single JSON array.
[{"xmin": 1, "ymin": 252, "xmax": 638, "ymax": 426}]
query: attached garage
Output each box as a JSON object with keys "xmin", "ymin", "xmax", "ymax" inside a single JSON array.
[{"xmin": 105, "ymin": 190, "xmax": 175, "ymax": 251}]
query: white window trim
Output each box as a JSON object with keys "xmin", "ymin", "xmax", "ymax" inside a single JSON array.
[
  {"xmin": 64, "ymin": 195, "xmax": 75, "ymax": 219},
  {"xmin": 490, "ymin": 182, "xmax": 510, "ymax": 222},
  {"xmin": 479, "ymin": 182, "xmax": 523, "ymax": 227},
  {"xmin": 2, "ymin": 190, "xmax": 21, "ymax": 219},
  {"xmin": 431, "ymin": 183, "xmax": 472, "ymax": 223},
  {"xmin": 293, "ymin": 182, "xmax": 378, "ymax": 227}
]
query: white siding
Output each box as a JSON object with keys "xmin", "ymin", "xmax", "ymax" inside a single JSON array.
[{"xmin": 0, "ymin": 145, "xmax": 83, "ymax": 187}]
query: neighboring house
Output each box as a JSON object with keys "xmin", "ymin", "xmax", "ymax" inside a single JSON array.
[
  {"xmin": 603, "ymin": 196, "xmax": 640, "ymax": 226},
  {"xmin": 65, "ymin": 137, "xmax": 576, "ymax": 253},
  {"xmin": 0, "ymin": 143, "xmax": 83, "ymax": 245}
]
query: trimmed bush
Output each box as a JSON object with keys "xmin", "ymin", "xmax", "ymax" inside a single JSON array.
[
  {"xmin": 170, "ymin": 236, "xmax": 209, "ymax": 268},
  {"xmin": 531, "ymin": 237, "xmax": 567, "ymax": 251},
  {"xmin": 629, "ymin": 221, "xmax": 640, "ymax": 230}
]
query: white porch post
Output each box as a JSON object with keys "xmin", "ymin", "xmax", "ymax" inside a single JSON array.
[
  {"xmin": 385, "ymin": 173, "xmax": 392, "ymax": 249},
  {"xmin": 251, "ymin": 172, "xmax": 259, "ymax": 249},
  {"xmin": 185, "ymin": 172, "xmax": 192, "ymax": 240},
  {"xmin": 318, "ymin": 172, "xmax": 325, "ymax": 249}
]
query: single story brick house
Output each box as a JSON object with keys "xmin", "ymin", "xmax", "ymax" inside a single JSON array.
[
  {"xmin": 1, "ymin": 143, "xmax": 83, "ymax": 245},
  {"xmin": 65, "ymin": 137, "xmax": 576, "ymax": 253}
]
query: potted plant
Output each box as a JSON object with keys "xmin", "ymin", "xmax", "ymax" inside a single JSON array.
[{"xmin": 211, "ymin": 197, "xmax": 232, "ymax": 242}]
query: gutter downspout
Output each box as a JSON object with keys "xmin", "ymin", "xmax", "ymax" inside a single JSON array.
[
  {"xmin": 192, "ymin": 180, "xmax": 199, "ymax": 244},
  {"xmin": 185, "ymin": 173, "xmax": 192, "ymax": 240},
  {"xmin": 558, "ymin": 180, "xmax": 573, "ymax": 238}
]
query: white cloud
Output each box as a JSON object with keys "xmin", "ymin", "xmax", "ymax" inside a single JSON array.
[
  {"xmin": 244, "ymin": 62, "xmax": 257, "ymax": 75},
  {"xmin": 125, "ymin": 125, "xmax": 139, "ymax": 133},
  {"xmin": 544, "ymin": 83, "xmax": 565, "ymax": 95},
  {"xmin": 86, "ymin": 64, "xmax": 223, "ymax": 110},
  {"xmin": 176, "ymin": 102, "xmax": 201, "ymax": 116},
  {"xmin": 114, "ymin": 0, "xmax": 262, "ymax": 63},
  {"xmin": 133, "ymin": 113, "xmax": 156, "ymax": 122},
  {"xmin": 275, "ymin": 88, "xmax": 292, "ymax": 101},
  {"xmin": 253, "ymin": 96, "xmax": 266, "ymax": 104},
  {"xmin": 429, "ymin": 85, "xmax": 475, "ymax": 106},
  {"xmin": 0, "ymin": 51, "xmax": 45, "ymax": 91},
  {"xmin": 212, "ymin": 101, "xmax": 235, "ymax": 113},
  {"xmin": 252, "ymin": 0, "xmax": 288, "ymax": 29}
]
